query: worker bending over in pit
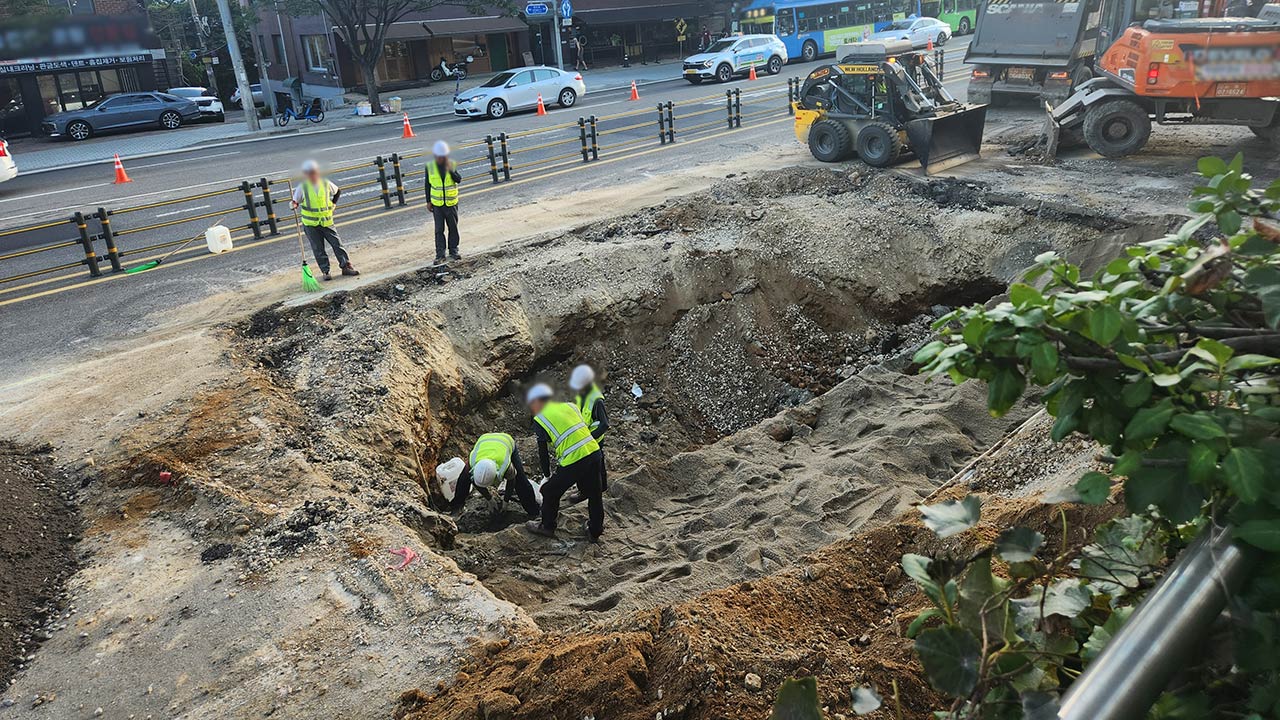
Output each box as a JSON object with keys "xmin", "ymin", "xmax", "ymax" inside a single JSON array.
[
  {"xmin": 450, "ymin": 433, "xmax": 542, "ymax": 519},
  {"xmin": 524, "ymin": 383, "xmax": 605, "ymax": 543},
  {"xmin": 567, "ymin": 364, "xmax": 610, "ymax": 505}
]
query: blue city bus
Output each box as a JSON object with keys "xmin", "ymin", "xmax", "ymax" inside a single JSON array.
[{"xmin": 739, "ymin": 0, "xmax": 908, "ymax": 63}]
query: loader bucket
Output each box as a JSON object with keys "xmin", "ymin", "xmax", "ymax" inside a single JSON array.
[{"xmin": 904, "ymin": 105, "xmax": 988, "ymax": 174}]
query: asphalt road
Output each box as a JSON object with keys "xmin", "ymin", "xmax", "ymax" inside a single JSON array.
[{"xmin": 0, "ymin": 43, "xmax": 975, "ymax": 384}]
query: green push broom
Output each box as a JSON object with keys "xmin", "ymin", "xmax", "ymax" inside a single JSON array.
[
  {"xmin": 288, "ymin": 179, "xmax": 323, "ymax": 293},
  {"xmin": 124, "ymin": 213, "xmax": 232, "ymax": 274}
]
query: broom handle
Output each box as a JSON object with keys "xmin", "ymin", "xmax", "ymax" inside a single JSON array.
[
  {"xmin": 155, "ymin": 212, "xmax": 235, "ymax": 264},
  {"xmin": 286, "ymin": 178, "xmax": 308, "ymax": 261}
]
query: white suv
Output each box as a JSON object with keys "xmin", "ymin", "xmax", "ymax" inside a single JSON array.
[{"xmin": 682, "ymin": 34, "xmax": 789, "ymax": 84}]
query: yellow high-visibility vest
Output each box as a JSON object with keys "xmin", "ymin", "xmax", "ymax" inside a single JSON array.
[
  {"xmin": 299, "ymin": 180, "xmax": 333, "ymax": 227},
  {"xmin": 427, "ymin": 162, "xmax": 458, "ymax": 207},
  {"xmin": 469, "ymin": 433, "xmax": 515, "ymax": 478},
  {"xmin": 575, "ymin": 384, "xmax": 606, "ymax": 436},
  {"xmin": 534, "ymin": 402, "xmax": 598, "ymax": 467}
]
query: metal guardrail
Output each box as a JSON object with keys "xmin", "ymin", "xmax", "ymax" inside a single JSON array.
[{"xmin": 0, "ymin": 81, "xmax": 796, "ymax": 298}]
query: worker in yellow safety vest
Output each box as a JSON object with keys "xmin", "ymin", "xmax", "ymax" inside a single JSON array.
[
  {"xmin": 426, "ymin": 140, "xmax": 462, "ymax": 265},
  {"xmin": 448, "ymin": 432, "xmax": 542, "ymax": 519},
  {"xmin": 523, "ymin": 383, "xmax": 605, "ymax": 542},
  {"xmin": 290, "ymin": 160, "xmax": 359, "ymax": 281},
  {"xmin": 567, "ymin": 363, "xmax": 610, "ymax": 504}
]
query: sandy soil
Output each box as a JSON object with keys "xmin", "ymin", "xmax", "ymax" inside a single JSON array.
[{"xmin": 0, "ymin": 118, "xmax": 1259, "ymax": 719}]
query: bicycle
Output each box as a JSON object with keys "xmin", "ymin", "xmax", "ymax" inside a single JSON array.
[{"xmin": 276, "ymin": 102, "xmax": 325, "ymax": 126}]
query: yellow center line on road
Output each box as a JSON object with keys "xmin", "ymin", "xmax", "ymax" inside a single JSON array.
[{"xmin": 0, "ymin": 116, "xmax": 793, "ymax": 308}]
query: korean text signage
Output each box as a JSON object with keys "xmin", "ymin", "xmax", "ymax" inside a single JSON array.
[{"xmin": 0, "ymin": 54, "xmax": 152, "ymax": 76}]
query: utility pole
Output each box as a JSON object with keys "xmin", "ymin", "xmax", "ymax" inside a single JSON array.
[
  {"xmin": 214, "ymin": 0, "xmax": 260, "ymax": 131},
  {"xmin": 550, "ymin": 3, "xmax": 564, "ymax": 70},
  {"xmin": 188, "ymin": 0, "xmax": 219, "ymax": 96}
]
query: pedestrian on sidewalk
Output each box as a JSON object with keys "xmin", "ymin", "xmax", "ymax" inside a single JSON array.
[
  {"xmin": 523, "ymin": 383, "xmax": 605, "ymax": 543},
  {"xmin": 574, "ymin": 34, "xmax": 589, "ymax": 71},
  {"xmin": 291, "ymin": 159, "xmax": 359, "ymax": 281},
  {"xmin": 426, "ymin": 140, "xmax": 462, "ymax": 265}
]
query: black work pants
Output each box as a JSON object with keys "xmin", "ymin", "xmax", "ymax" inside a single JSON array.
[
  {"xmin": 540, "ymin": 450, "xmax": 604, "ymax": 539},
  {"xmin": 451, "ymin": 448, "xmax": 541, "ymax": 518},
  {"xmin": 303, "ymin": 224, "xmax": 349, "ymax": 274},
  {"xmin": 431, "ymin": 204, "xmax": 460, "ymax": 257}
]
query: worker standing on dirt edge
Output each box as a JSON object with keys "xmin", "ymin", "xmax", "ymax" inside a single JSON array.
[
  {"xmin": 426, "ymin": 140, "xmax": 462, "ymax": 265},
  {"xmin": 524, "ymin": 383, "xmax": 605, "ymax": 543},
  {"xmin": 568, "ymin": 364, "xmax": 609, "ymax": 504},
  {"xmin": 291, "ymin": 160, "xmax": 359, "ymax": 281},
  {"xmin": 449, "ymin": 433, "xmax": 542, "ymax": 519}
]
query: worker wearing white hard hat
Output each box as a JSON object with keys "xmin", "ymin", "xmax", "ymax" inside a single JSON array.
[
  {"xmin": 426, "ymin": 139, "xmax": 463, "ymax": 265},
  {"xmin": 524, "ymin": 382, "xmax": 606, "ymax": 542},
  {"xmin": 445, "ymin": 432, "xmax": 542, "ymax": 518},
  {"xmin": 290, "ymin": 159, "xmax": 360, "ymax": 281},
  {"xmin": 567, "ymin": 363, "xmax": 611, "ymax": 505}
]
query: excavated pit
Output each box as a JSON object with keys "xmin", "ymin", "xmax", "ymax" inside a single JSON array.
[{"xmin": 231, "ymin": 168, "xmax": 1153, "ymax": 630}]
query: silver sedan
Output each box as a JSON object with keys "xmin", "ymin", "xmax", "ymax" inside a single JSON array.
[{"xmin": 453, "ymin": 67, "xmax": 587, "ymax": 119}]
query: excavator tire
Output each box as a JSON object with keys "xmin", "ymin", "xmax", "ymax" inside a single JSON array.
[
  {"xmin": 1251, "ymin": 115, "xmax": 1279, "ymax": 147},
  {"xmin": 856, "ymin": 122, "xmax": 903, "ymax": 167},
  {"xmin": 1082, "ymin": 99, "xmax": 1152, "ymax": 158},
  {"xmin": 808, "ymin": 119, "xmax": 853, "ymax": 162}
]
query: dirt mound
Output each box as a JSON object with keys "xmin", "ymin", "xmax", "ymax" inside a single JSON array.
[
  {"xmin": 395, "ymin": 487, "xmax": 1122, "ymax": 720},
  {"xmin": 0, "ymin": 443, "xmax": 79, "ymax": 691}
]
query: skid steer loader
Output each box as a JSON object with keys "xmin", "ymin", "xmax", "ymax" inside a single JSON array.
[{"xmin": 793, "ymin": 41, "xmax": 988, "ymax": 174}]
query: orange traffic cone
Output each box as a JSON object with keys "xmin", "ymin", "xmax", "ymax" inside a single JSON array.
[
  {"xmin": 536, "ymin": 94, "xmax": 547, "ymax": 116},
  {"xmin": 927, "ymin": 37, "xmax": 934, "ymax": 51},
  {"xmin": 628, "ymin": 80, "xmax": 640, "ymax": 101},
  {"xmin": 112, "ymin": 153, "xmax": 132, "ymax": 184},
  {"xmin": 401, "ymin": 113, "xmax": 416, "ymax": 139},
  {"xmin": 748, "ymin": 64, "xmax": 758, "ymax": 81}
]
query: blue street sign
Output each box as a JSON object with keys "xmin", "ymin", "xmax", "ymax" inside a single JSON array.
[
  {"xmin": 525, "ymin": 2, "xmax": 549, "ymax": 15},
  {"xmin": 560, "ymin": 0, "xmax": 572, "ymax": 17}
]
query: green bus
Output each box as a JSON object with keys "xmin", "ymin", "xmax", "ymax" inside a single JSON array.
[{"xmin": 919, "ymin": 0, "xmax": 977, "ymax": 34}]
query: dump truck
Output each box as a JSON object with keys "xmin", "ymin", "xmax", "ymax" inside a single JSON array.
[
  {"xmin": 794, "ymin": 41, "xmax": 988, "ymax": 173},
  {"xmin": 1046, "ymin": 17, "xmax": 1280, "ymax": 156},
  {"xmin": 964, "ymin": 0, "xmax": 1106, "ymax": 106}
]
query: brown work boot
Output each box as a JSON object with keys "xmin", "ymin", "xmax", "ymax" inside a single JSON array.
[
  {"xmin": 525, "ymin": 520, "xmax": 556, "ymax": 538},
  {"xmin": 341, "ymin": 264, "xmax": 360, "ymax": 276}
]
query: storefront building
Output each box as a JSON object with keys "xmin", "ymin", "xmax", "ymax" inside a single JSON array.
[
  {"xmin": 539, "ymin": 0, "xmax": 730, "ymax": 68},
  {"xmin": 0, "ymin": 15, "xmax": 163, "ymax": 137}
]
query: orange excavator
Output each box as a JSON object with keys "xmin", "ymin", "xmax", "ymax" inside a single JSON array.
[{"xmin": 1046, "ymin": 16, "xmax": 1280, "ymax": 157}]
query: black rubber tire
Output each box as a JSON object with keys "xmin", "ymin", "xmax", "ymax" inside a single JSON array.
[
  {"xmin": 1082, "ymin": 99, "xmax": 1152, "ymax": 158},
  {"xmin": 308, "ymin": 110, "xmax": 325, "ymax": 123},
  {"xmin": 767, "ymin": 55, "xmax": 783, "ymax": 75},
  {"xmin": 159, "ymin": 110, "xmax": 182, "ymax": 130},
  {"xmin": 67, "ymin": 120, "xmax": 92, "ymax": 141},
  {"xmin": 487, "ymin": 98, "xmax": 508, "ymax": 119},
  {"xmin": 808, "ymin": 119, "xmax": 853, "ymax": 162},
  {"xmin": 1252, "ymin": 117, "xmax": 1280, "ymax": 147},
  {"xmin": 1071, "ymin": 64, "xmax": 1093, "ymax": 92},
  {"xmin": 801, "ymin": 40, "xmax": 818, "ymax": 63},
  {"xmin": 856, "ymin": 122, "xmax": 903, "ymax": 167},
  {"xmin": 558, "ymin": 87, "xmax": 577, "ymax": 107},
  {"xmin": 716, "ymin": 63, "xmax": 733, "ymax": 83},
  {"xmin": 430, "ymin": 68, "xmax": 444, "ymax": 83},
  {"xmin": 686, "ymin": 77, "xmax": 703, "ymax": 84},
  {"xmin": 215, "ymin": 112, "xmax": 226, "ymax": 123},
  {"xmin": 958, "ymin": 16, "xmax": 971, "ymax": 33},
  {"xmin": 936, "ymin": 32, "xmax": 948, "ymax": 47}
]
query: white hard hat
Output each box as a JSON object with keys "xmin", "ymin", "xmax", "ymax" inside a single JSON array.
[
  {"xmin": 432, "ymin": 140, "xmax": 450, "ymax": 157},
  {"xmin": 569, "ymin": 364, "xmax": 595, "ymax": 391},
  {"xmin": 300, "ymin": 159, "xmax": 320, "ymax": 173},
  {"xmin": 472, "ymin": 458, "xmax": 498, "ymax": 488},
  {"xmin": 525, "ymin": 383, "xmax": 553, "ymax": 405}
]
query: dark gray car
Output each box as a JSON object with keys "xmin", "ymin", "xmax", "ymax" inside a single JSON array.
[{"xmin": 41, "ymin": 92, "xmax": 201, "ymax": 141}]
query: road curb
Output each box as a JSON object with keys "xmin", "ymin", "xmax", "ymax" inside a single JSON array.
[{"xmin": 17, "ymin": 75, "xmax": 687, "ymax": 177}]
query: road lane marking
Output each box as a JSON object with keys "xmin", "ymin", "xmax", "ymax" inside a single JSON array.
[
  {"xmin": 320, "ymin": 138, "xmax": 406, "ymax": 152},
  {"xmin": 156, "ymin": 204, "xmax": 212, "ymax": 218},
  {"xmin": 0, "ymin": 181, "xmax": 112, "ymax": 205},
  {"xmin": 131, "ymin": 151, "xmax": 241, "ymax": 170}
]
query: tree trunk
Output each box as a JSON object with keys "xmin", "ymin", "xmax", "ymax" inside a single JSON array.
[{"xmin": 362, "ymin": 62, "xmax": 381, "ymax": 114}]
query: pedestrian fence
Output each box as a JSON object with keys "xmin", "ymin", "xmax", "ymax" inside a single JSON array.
[{"xmin": 0, "ymin": 77, "xmax": 813, "ymax": 298}]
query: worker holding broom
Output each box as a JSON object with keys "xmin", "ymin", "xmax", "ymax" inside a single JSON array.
[{"xmin": 291, "ymin": 160, "xmax": 359, "ymax": 281}]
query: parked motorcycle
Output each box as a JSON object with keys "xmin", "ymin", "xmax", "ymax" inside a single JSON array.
[{"xmin": 430, "ymin": 55, "xmax": 473, "ymax": 83}]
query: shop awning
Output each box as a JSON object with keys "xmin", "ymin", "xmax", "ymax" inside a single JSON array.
[
  {"xmin": 367, "ymin": 16, "xmax": 527, "ymax": 41},
  {"xmin": 573, "ymin": 2, "xmax": 704, "ymax": 23}
]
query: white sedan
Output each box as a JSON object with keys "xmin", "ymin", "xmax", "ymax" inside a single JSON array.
[
  {"xmin": 869, "ymin": 17, "xmax": 951, "ymax": 49},
  {"xmin": 453, "ymin": 67, "xmax": 586, "ymax": 119},
  {"xmin": 0, "ymin": 139, "xmax": 16, "ymax": 183}
]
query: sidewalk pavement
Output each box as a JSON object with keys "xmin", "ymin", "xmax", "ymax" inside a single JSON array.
[{"xmin": 10, "ymin": 61, "xmax": 687, "ymax": 175}]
